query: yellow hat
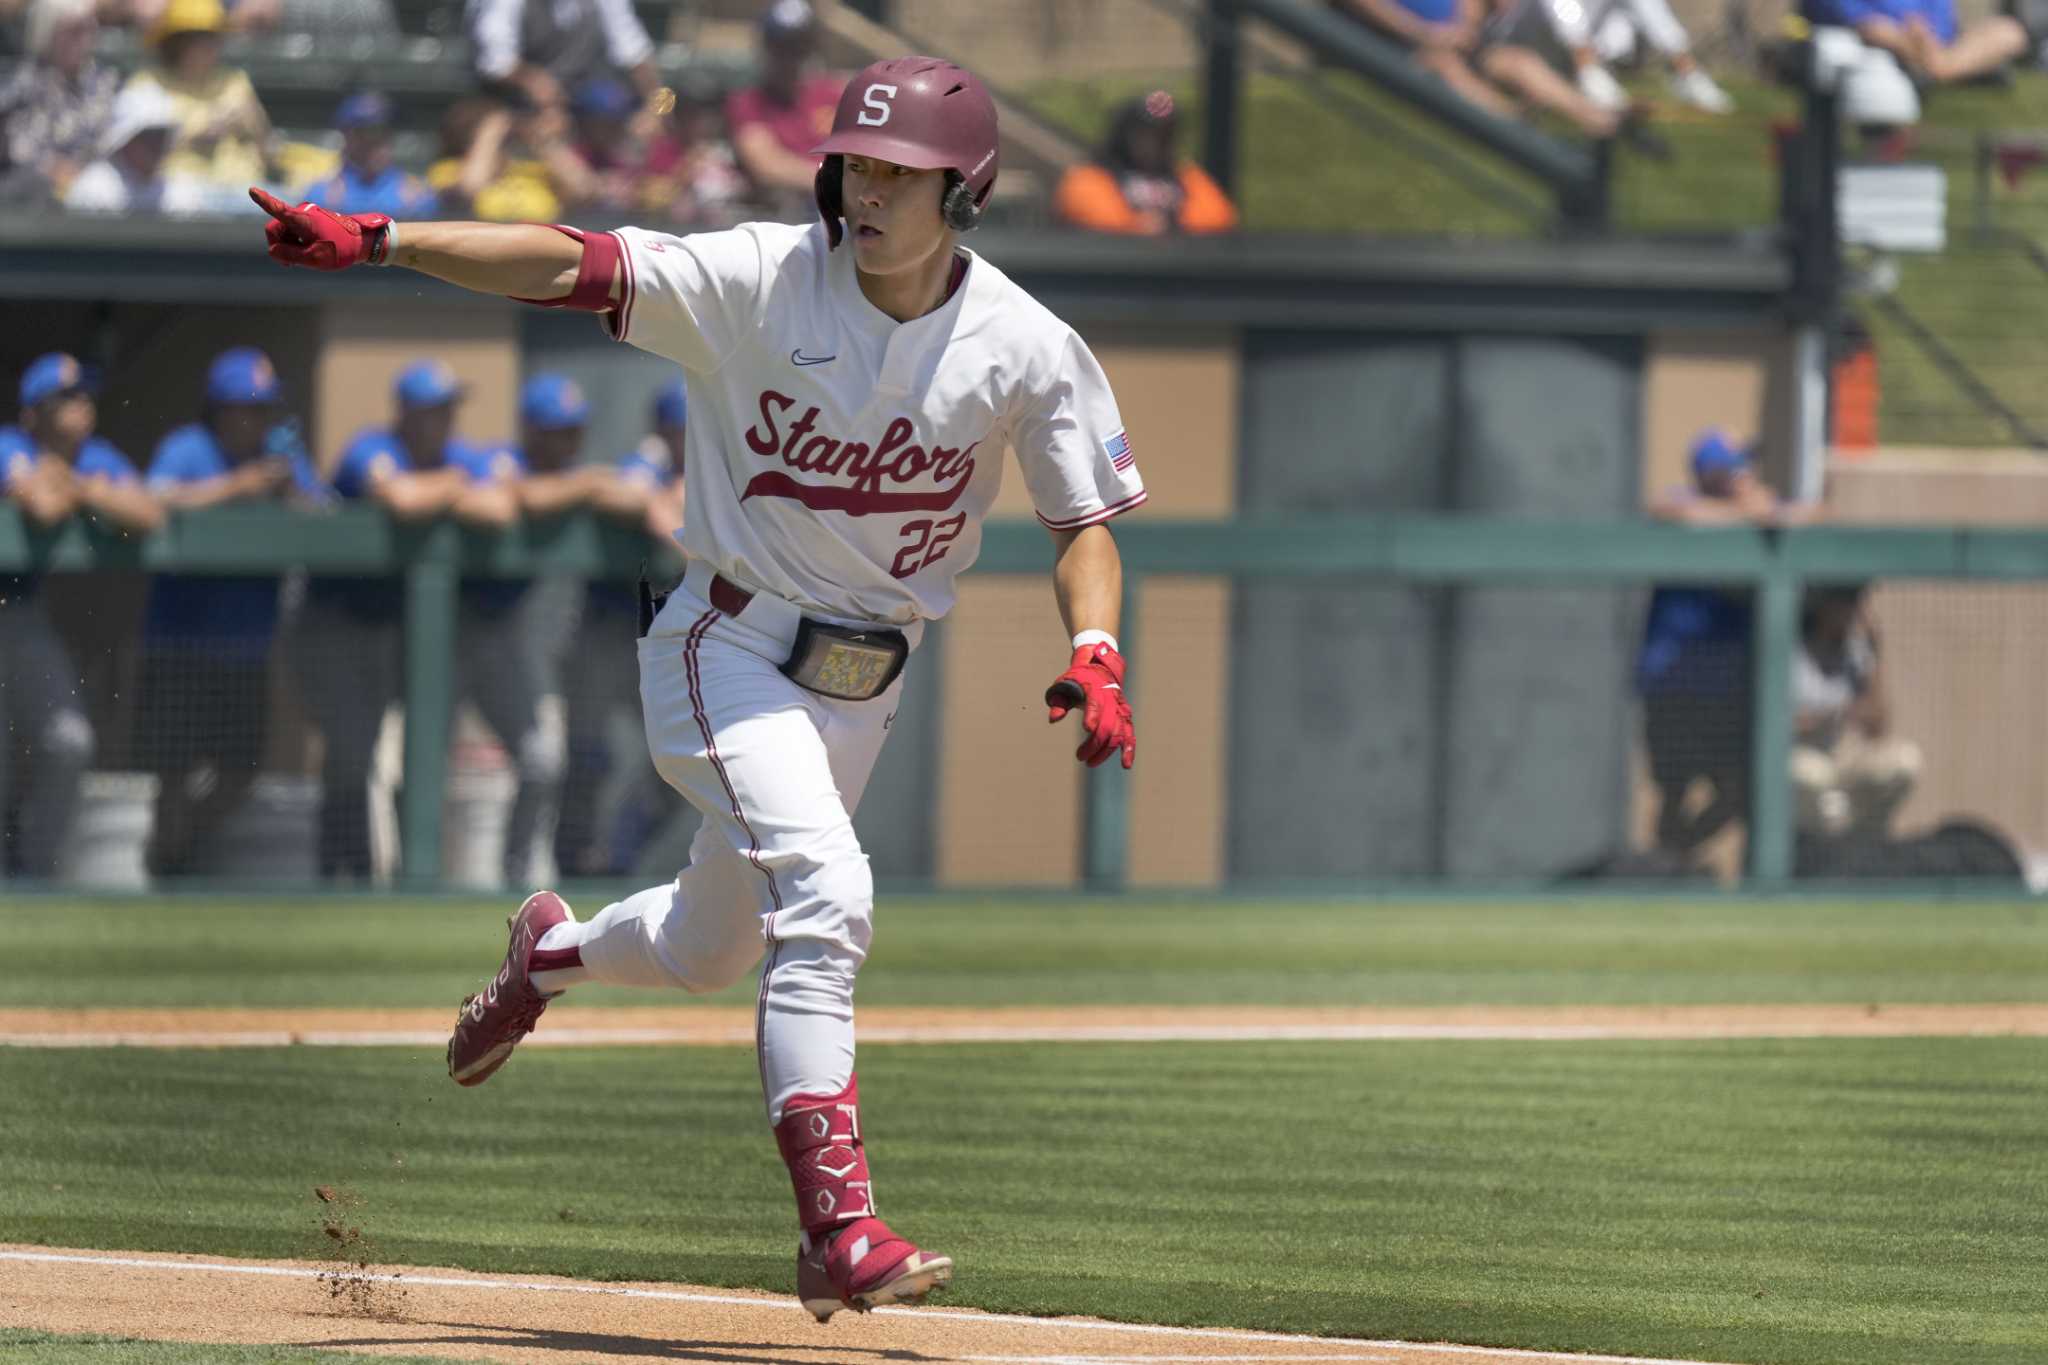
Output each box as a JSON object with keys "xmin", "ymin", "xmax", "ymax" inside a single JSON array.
[{"xmin": 150, "ymin": 0, "xmax": 225, "ymax": 45}]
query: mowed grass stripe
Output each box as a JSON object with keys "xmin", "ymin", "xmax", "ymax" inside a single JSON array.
[
  {"xmin": 0, "ymin": 1039, "xmax": 2042, "ymax": 1365},
  {"xmin": 7, "ymin": 896, "xmax": 2047, "ymax": 1009},
  {"xmin": 0, "ymin": 1330, "xmax": 491, "ymax": 1364}
]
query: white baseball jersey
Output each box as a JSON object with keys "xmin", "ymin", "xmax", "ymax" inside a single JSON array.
[{"xmin": 603, "ymin": 220, "xmax": 1146, "ymax": 625}]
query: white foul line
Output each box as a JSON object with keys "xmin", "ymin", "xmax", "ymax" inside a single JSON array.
[
  {"xmin": 961, "ymin": 1355, "xmax": 1397, "ymax": 1363},
  {"xmin": 0, "ymin": 1248, "xmax": 1744, "ymax": 1365}
]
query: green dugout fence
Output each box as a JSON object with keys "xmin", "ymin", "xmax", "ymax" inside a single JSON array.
[{"xmin": 6, "ymin": 505, "xmax": 2043, "ymax": 889}]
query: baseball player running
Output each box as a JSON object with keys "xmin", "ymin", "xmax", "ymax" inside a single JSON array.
[{"xmin": 251, "ymin": 56, "xmax": 1142, "ymax": 1320}]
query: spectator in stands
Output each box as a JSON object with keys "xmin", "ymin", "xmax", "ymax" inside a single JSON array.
[
  {"xmin": 1054, "ymin": 90, "xmax": 1237, "ymax": 236},
  {"xmin": 1647, "ymin": 429, "xmax": 1822, "ymax": 527},
  {"xmin": 635, "ymin": 376, "xmax": 686, "ymax": 540},
  {"xmin": 1523, "ymin": 0, "xmax": 1732, "ymax": 113},
  {"xmin": 454, "ymin": 372, "xmax": 633, "ymax": 885},
  {"xmin": 1791, "ymin": 583, "xmax": 1920, "ymax": 839},
  {"xmin": 138, "ymin": 346, "xmax": 324, "ymax": 878},
  {"xmin": 1636, "ymin": 576, "xmax": 1750, "ymax": 859},
  {"xmin": 1330, "ymin": 0, "xmax": 1641, "ymax": 141},
  {"xmin": 1638, "ymin": 432, "xmax": 1823, "ymax": 859},
  {"xmin": 727, "ymin": 0, "xmax": 843, "ymax": 209},
  {"xmin": 555, "ymin": 378, "xmax": 687, "ymax": 876},
  {"xmin": 0, "ymin": 0, "xmax": 119, "ymax": 206},
  {"xmin": 302, "ymin": 91, "xmax": 437, "ymax": 216},
  {"xmin": 544, "ymin": 76, "xmax": 645, "ymax": 211},
  {"xmin": 64, "ymin": 79, "xmax": 211, "ymax": 213},
  {"xmin": 123, "ymin": 0, "xmax": 274, "ymax": 197},
  {"xmin": 292, "ymin": 360, "xmax": 511, "ymax": 881},
  {"xmin": 427, "ymin": 97, "xmax": 560, "ymax": 221},
  {"xmin": 1890, "ymin": 0, "xmax": 2048, "ymax": 85},
  {"xmin": 466, "ymin": 0, "xmax": 661, "ymax": 119},
  {"xmin": 643, "ymin": 76, "xmax": 748, "ymax": 225},
  {"xmin": 0, "ymin": 354, "xmax": 160, "ymax": 880}
]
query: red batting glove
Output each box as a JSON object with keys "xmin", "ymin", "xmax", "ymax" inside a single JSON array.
[
  {"xmin": 249, "ymin": 186, "xmax": 391, "ymax": 270},
  {"xmin": 1045, "ymin": 642, "xmax": 1135, "ymax": 770}
]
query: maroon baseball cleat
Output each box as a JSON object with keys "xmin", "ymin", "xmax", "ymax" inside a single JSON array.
[
  {"xmin": 797, "ymin": 1216, "xmax": 953, "ymax": 1322},
  {"xmin": 447, "ymin": 890, "xmax": 576, "ymax": 1087}
]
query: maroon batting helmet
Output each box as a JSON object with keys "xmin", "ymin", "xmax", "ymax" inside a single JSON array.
[{"xmin": 812, "ymin": 56, "xmax": 999, "ymax": 248}]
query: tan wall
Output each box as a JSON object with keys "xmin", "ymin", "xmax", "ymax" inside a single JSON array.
[
  {"xmin": 982, "ymin": 328, "xmax": 1240, "ymax": 521},
  {"xmin": 312, "ymin": 301, "xmax": 520, "ymax": 473},
  {"xmin": 937, "ymin": 328, "xmax": 1239, "ymax": 886},
  {"xmin": 935, "ymin": 576, "xmax": 1081, "ymax": 885},
  {"xmin": 1822, "ymin": 449, "xmax": 2048, "ymax": 860},
  {"xmin": 1127, "ymin": 576, "xmax": 1231, "ymax": 884}
]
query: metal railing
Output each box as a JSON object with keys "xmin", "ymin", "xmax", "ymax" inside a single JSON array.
[{"xmin": 1200, "ymin": 0, "xmax": 1611, "ymax": 226}]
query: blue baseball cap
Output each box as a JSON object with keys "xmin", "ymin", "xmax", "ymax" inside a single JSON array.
[
  {"xmin": 205, "ymin": 347, "xmax": 282, "ymax": 406},
  {"xmin": 652, "ymin": 378, "xmax": 686, "ymax": 429},
  {"xmin": 334, "ymin": 90, "xmax": 394, "ymax": 130},
  {"xmin": 20, "ymin": 352, "xmax": 98, "ymax": 407},
  {"xmin": 520, "ymin": 373, "xmax": 589, "ymax": 430},
  {"xmin": 1690, "ymin": 429, "xmax": 1751, "ymax": 483},
  {"xmin": 394, "ymin": 360, "xmax": 465, "ymax": 409},
  {"xmin": 571, "ymin": 78, "xmax": 634, "ymax": 119}
]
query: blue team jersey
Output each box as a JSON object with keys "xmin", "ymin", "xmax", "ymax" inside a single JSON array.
[
  {"xmin": 436, "ymin": 440, "xmax": 530, "ymax": 616},
  {"xmin": 309, "ymin": 165, "xmax": 439, "ymax": 218},
  {"xmin": 314, "ymin": 428, "xmax": 515, "ymax": 620},
  {"xmin": 0, "ymin": 425, "xmax": 33, "ymax": 478},
  {"xmin": 2, "ymin": 430, "xmax": 140, "ymax": 600},
  {"xmin": 1803, "ymin": 0, "xmax": 1955, "ymax": 41},
  {"xmin": 587, "ymin": 442, "xmax": 676, "ymax": 617},
  {"xmin": 328, "ymin": 427, "xmax": 495, "ymax": 498},
  {"xmin": 2, "ymin": 428, "xmax": 139, "ymax": 488},
  {"xmin": 143, "ymin": 421, "xmax": 325, "ymax": 650},
  {"xmin": 1637, "ymin": 587, "xmax": 1752, "ymax": 697},
  {"xmin": 615, "ymin": 442, "xmax": 674, "ymax": 491}
]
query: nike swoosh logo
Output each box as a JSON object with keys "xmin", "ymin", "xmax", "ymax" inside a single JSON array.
[{"xmin": 791, "ymin": 349, "xmax": 837, "ymax": 367}]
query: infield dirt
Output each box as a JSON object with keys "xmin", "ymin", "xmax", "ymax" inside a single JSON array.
[
  {"xmin": 3, "ymin": 1001, "xmax": 2045, "ymax": 1047},
  {"xmin": 1, "ymin": 1243, "xmax": 1727, "ymax": 1365}
]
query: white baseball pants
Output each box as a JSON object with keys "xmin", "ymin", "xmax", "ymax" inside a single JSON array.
[{"xmin": 539, "ymin": 561, "xmax": 909, "ymax": 1122}]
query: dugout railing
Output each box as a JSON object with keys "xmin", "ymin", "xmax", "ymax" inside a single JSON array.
[{"xmin": 6, "ymin": 504, "xmax": 2046, "ymax": 891}]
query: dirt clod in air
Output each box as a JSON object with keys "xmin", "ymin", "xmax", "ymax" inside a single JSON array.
[{"xmin": 306, "ymin": 1184, "xmax": 408, "ymax": 1322}]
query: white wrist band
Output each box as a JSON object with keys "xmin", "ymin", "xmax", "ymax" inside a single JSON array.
[{"xmin": 1072, "ymin": 629, "xmax": 1118, "ymax": 653}]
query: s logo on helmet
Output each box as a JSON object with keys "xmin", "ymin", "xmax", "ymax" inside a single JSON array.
[{"xmin": 856, "ymin": 83, "xmax": 898, "ymax": 126}]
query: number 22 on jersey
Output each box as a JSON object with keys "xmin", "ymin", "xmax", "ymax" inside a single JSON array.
[{"xmin": 891, "ymin": 513, "xmax": 966, "ymax": 579}]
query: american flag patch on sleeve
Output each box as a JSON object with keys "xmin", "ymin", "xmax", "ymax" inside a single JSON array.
[{"xmin": 1104, "ymin": 429, "xmax": 1135, "ymax": 472}]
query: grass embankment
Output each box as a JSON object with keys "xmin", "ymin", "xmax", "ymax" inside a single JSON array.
[{"xmin": 1025, "ymin": 68, "xmax": 2048, "ymax": 446}]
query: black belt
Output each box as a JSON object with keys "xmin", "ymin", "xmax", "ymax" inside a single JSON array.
[{"xmin": 640, "ymin": 570, "xmax": 908, "ymax": 702}]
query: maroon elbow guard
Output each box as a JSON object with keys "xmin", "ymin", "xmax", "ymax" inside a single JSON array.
[{"xmin": 510, "ymin": 225, "xmax": 621, "ymax": 312}]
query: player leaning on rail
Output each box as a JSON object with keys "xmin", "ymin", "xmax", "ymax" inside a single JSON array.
[{"xmin": 252, "ymin": 57, "xmax": 1142, "ymax": 1321}]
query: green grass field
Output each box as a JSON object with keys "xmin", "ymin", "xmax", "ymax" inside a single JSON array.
[
  {"xmin": 5, "ymin": 895, "xmax": 2047, "ymax": 1365},
  {"xmin": 0, "ymin": 1333, "xmax": 463, "ymax": 1364},
  {"xmin": 6, "ymin": 894, "xmax": 2046, "ymax": 1008}
]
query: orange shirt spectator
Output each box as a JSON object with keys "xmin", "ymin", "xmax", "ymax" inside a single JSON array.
[{"xmin": 1054, "ymin": 90, "xmax": 1238, "ymax": 236}]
